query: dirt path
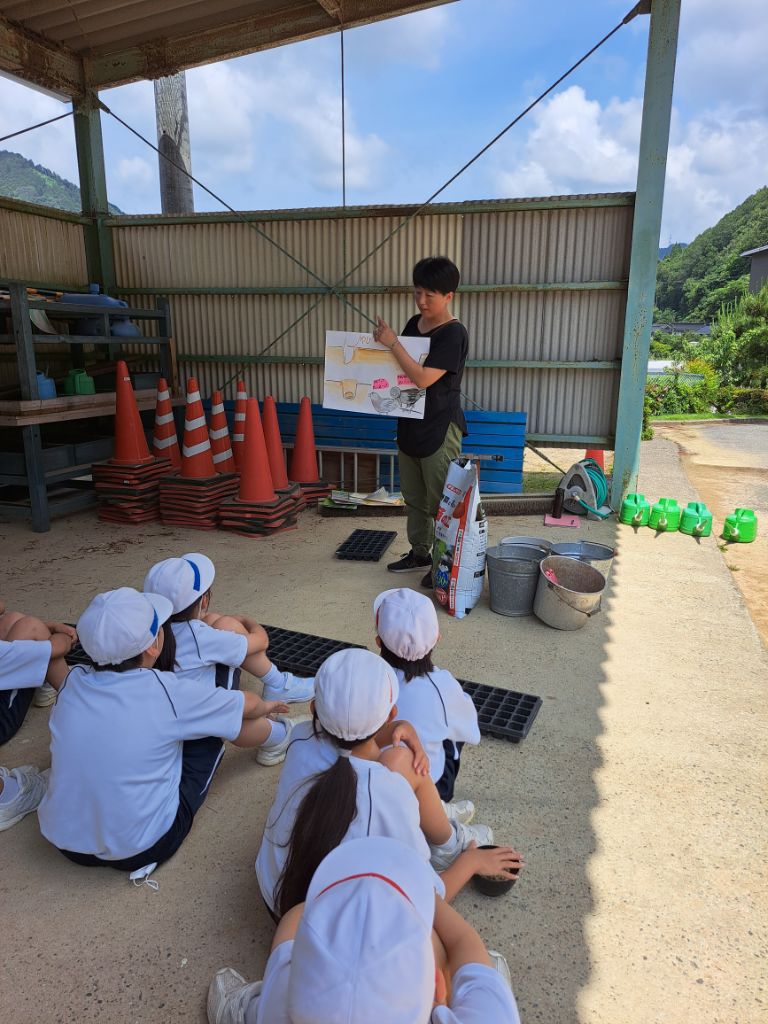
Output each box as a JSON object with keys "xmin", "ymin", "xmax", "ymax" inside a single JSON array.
[{"xmin": 655, "ymin": 420, "xmax": 768, "ymax": 646}]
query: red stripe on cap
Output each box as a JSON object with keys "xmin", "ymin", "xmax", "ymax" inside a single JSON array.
[{"xmin": 315, "ymin": 872, "xmax": 413, "ymax": 906}]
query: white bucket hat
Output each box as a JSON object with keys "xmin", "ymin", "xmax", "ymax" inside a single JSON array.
[
  {"xmin": 77, "ymin": 588, "xmax": 173, "ymax": 666},
  {"xmin": 143, "ymin": 552, "xmax": 215, "ymax": 614},
  {"xmin": 314, "ymin": 648, "xmax": 399, "ymax": 741},
  {"xmin": 287, "ymin": 836, "xmax": 437, "ymax": 1023},
  {"xmin": 373, "ymin": 588, "xmax": 439, "ymax": 660}
]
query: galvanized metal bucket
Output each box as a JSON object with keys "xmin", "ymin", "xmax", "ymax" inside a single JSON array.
[
  {"xmin": 550, "ymin": 540, "xmax": 616, "ymax": 579},
  {"xmin": 486, "ymin": 540, "xmax": 551, "ymax": 617},
  {"xmin": 533, "ymin": 555, "xmax": 606, "ymax": 631}
]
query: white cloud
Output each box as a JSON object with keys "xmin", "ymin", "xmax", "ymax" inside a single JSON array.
[
  {"xmin": 117, "ymin": 155, "xmax": 154, "ymax": 186},
  {"xmin": 349, "ymin": 7, "xmax": 452, "ymax": 70},
  {"xmin": 0, "ymin": 77, "xmax": 78, "ymax": 182}
]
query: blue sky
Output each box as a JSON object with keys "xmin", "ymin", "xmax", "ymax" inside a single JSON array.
[{"xmin": 1, "ymin": 0, "xmax": 766, "ymax": 242}]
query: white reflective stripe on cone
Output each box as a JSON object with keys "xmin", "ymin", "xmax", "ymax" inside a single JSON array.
[
  {"xmin": 209, "ymin": 426, "xmax": 229, "ymax": 440},
  {"xmin": 232, "ymin": 433, "xmax": 244, "ymax": 442},
  {"xmin": 212, "ymin": 449, "xmax": 234, "ymax": 463},
  {"xmin": 183, "ymin": 440, "xmax": 211, "ymax": 456},
  {"xmin": 211, "ymin": 402, "xmax": 225, "ymax": 414},
  {"xmin": 157, "ymin": 389, "xmax": 170, "ymax": 401},
  {"xmin": 153, "ymin": 434, "xmax": 177, "ymax": 449},
  {"xmin": 185, "ymin": 415, "xmax": 207, "ymax": 430},
  {"xmin": 187, "ymin": 390, "xmax": 202, "ymax": 403},
  {"xmin": 154, "ymin": 411, "xmax": 175, "ymax": 425}
]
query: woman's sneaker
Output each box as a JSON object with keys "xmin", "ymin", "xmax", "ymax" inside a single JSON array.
[
  {"xmin": 488, "ymin": 950, "xmax": 513, "ymax": 989},
  {"xmin": 0, "ymin": 765, "xmax": 48, "ymax": 831},
  {"xmin": 387, "ymin": 550, "xmax": 432, "ymax": 573},
  {"xmin": 33, "ymin": 682, "xmax": 57, "ymax": 707},
  {"xmin": 207, "ymin": 967, "xmax": 263, "ymax": 1024},
  {"xmin": 442, "ymin": 799, "xmax": 475, "ymax": 825},
  {"xmin": 262, "ymin": 671, "xmax": 314, "ymax": 704}
]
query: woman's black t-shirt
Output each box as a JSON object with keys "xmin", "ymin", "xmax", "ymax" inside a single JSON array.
[{"xmin": 396, "ymin": 315, "xmax": 469, "ymax": 458}]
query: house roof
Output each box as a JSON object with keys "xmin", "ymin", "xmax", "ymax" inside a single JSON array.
[
  {"xmin": 0, "ymin": 0, "xmax": 454, "ymax": 96},
  {"xmin": 740, "ymin": 244, "xmax": 768, "ymax": 258}
]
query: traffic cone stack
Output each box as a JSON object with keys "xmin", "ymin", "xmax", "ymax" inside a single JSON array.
[
  {"xmin": 262, "ymin": 395, "xmax": 306, "ymax": 513},
  {"xmin": 288, "ymin": 396, "xmax": 331, "ymax": 504},
  {"xmin": 219, "ymin": 399, "xmax": 299, "ymax": 536},
  {"xmin": 152, "ymin": 377, "xmax": 181, "ymax": 470},
  {"xmin": 159, "ymin": 377, "xmax": 238, "ymax": 529},
  {"xmin": 208, "ymin": 390, "xmax": 237, "ymax": 474},
  {"xmin": 92, "ymin": 360, "xmax": 170, "ymax": 524},
  {"xmin": 232, "ymin": 380, "xmax": 248, "ymax": 469}
]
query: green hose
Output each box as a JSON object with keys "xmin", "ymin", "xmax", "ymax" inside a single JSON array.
[{"xmin": 576, "ymin": 458, "xmax": 612, "ymax": 519}]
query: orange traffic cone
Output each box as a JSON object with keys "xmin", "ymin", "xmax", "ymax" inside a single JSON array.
[
  {"xmin": 584, "ymin": 449, "xmax": 605, "ymax": 470},
  {"xmin": 152, "ymin": 377, "xmax": 180, "ymax": 470},
  {"xmin": 289, "ymin": 396, "xmax": 321, "ymax": 483},
  {"xmin": 263, "ymin": 395, "xmax": 306, "ymax": 512},
  {"xmin": 208, "ymin": 389, "xmax": 237, "ymax": 474},
  {"xmin": 238, "ymin": 399, "xmax": 277, "ymax": 504},
  {"xmin": 180, "ymin": 378, "xmax": 217, "ymax": 479},
  {"xmin": 232, "ymin": 380, "xmax": 248, "ymax": 469},
  {"xmin": 113, "ymin": 360, "xmax": 153, "ymax": 466}
]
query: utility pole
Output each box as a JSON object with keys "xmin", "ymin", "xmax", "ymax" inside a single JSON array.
[{"xmin": 153, "ymin": 72, "xmax": 194, "ymax": 214}]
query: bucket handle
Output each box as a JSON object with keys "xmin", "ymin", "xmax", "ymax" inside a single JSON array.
[{"xmin": 546, "ymin": 581, "xmax": 602, "ymax": 617}]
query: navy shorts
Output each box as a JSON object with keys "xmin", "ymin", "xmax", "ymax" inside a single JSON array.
[
  {"xmin": 436, "ymin": 740, "xmax": 464, "ymax": 803},
  {"xmin": 0, "ymin": 687, "xmax": 35, "ymax": 747}
]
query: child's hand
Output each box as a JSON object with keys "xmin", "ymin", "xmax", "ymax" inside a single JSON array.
[
  {"xmin": 466, "ymin": 841, "xmax": 525, "ymax": 878},
  {"xmin": 392, "ymin": 721, "xmax": 430, "ymax": 776},
  {"xmin": 372, "ymin": 317, "xmax": 397, "ymax": 351},
  {"xmin": 264, "ymin": 701, "xmax": 290, "ymax": 718},
  {"xmin": 47, "ymin": 622, "xmax": 77, "ymax": 641}
]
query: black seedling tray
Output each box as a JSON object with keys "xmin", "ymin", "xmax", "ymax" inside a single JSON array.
[
  {"xmin": 263, "ymin": 626, "xmax": 365, "ymax": 676},
  {"xmin": 335, "ymin": 529, "xmax": 397, "ymax": 562},
  {"xmin": 65, "ymin": 639, "xmax": 94, "ymax": 667},
  {"xmin": 459, "ymin": 682, "xmax": 541, "ymax": 743}
]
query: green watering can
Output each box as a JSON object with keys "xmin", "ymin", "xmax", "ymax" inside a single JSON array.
[
  {"xmin": 679, "ymin": 501, "xmax": 713, "ymax": 537},
  {"xmin": 648, "ymin": 497, "xmax": 681, "ymax": 532},
  {"xmin": 722, "ymin": 508, "xmax": 758, "ymax": 543},
  {"xmin": 619, "ymin": 492, "xmax": 651, "ymax": 526},
  {"xmin": 62, "ymin": 368, "xmax": 95, "ymax": 396}
]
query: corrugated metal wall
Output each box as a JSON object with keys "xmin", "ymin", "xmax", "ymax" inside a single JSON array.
[
  {"xmin": 0, "ymin": 204, "xmax": 88, "ymax": 287},
  {"xmin": 110, "ymin": 196, "xmax": 632, "ymax": 442}
]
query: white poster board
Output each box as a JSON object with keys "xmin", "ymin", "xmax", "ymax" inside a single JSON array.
[{"xmin": 322, "ymin": 330, "xmax": 431, "ymax": 418}]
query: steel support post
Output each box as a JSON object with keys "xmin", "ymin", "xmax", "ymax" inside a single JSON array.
[
  {"xmin": 610, "ymin": 0, "xmax": 681, "ymax": 505},
  {"xmin": 73, "ymin": 92, "xmax": 115, "ymax": 294}
]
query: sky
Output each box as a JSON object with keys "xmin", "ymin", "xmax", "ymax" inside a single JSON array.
[{"xmin": 0, "ymin": 0, "xmax": 766, "ymax": 243}]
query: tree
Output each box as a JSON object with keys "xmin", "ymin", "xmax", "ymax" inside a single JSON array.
[{"xmin": 702, "ymin": 282, "xmax": 768, "ymax": 388}]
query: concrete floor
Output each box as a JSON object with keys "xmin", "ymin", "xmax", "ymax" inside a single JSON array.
[{"xmin": 1, "ymin": 437, "xmax": 766, "ymax": 1024}]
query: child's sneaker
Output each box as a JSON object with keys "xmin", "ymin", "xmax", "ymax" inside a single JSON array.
[
  {"xmin": 255, "ymin": 715, "xmax": 308, "ymax": 767},
  {"xmin": 442, "ymin": 799, "xmax": 475, "ymax": 825},
  {"xmin": 430, "ymin": 820, "xmax": 494, "ymax": 871},
  {"xmin": 33, "ymin": 682, "xmax": 57, "ymax": 707},
  {"xmin": 207, "ymin": 967, "xmax": 263, "ymax": 1024},
  {"xmin": 262, "ymin": 671, "xmax": 314, "ymax": 704},
  {"xmin": 0, "ymin": 765, "xmax": 48, "ymax": 831},
  {"xmin": 488, "ymin": 950, "xmax": 513, "ymax": 989}
]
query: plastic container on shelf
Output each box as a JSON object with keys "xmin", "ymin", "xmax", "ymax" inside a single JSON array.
[
  {"xmin": 35, "ymin": 372, "xmax": 56, "ymax": 399},
  {"xmin": 62, "ymin": 368, "xmax": 96, "ymax": 396}
]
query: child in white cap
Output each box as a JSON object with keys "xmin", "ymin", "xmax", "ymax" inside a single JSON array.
[
  {"xmin": 144, "ymin": 552, "xmax": 314, "ymax": 712},
  {"xmin": 38, "ymin": 588, "xmax": 290, "ymax": 875},
  {"xmin": 0, "ymin": 601, "xmax": 75, "ymax": 831},
  {"xmin": 374, "ymin": 587, "xmax": 480, "ymax": 822},
  {"xmin": 210, "ymin": 836, "xmax": 521, "ymax": 1024},
  {"xmin": 256, "ymin": 648, "xmax": 522, "ymax": 918}
]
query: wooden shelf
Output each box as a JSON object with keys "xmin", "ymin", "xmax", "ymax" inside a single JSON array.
[{"xmin": 0, "ymin": 390, "xmax": 175, "ymax": 426}]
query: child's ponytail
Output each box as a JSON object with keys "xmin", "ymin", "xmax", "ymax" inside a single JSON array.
[
  {"xmin": 154, "ymin": 620, "xmax": 177, "ymax": 673},
  {"xmin": 275, "ymin": 731, "xmax": 360, "ymax": 917}
]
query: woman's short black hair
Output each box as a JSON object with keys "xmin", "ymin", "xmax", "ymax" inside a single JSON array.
[
  {"xmin": 378, "ymin": 639, "xmax": 434, "ymax": 683},
  {"xmin": 412, "ymin": 256, "xmax": 460, "ymax": 295}
]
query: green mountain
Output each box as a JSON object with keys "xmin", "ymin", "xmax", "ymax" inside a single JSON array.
[
  {"xmin": 0, "ymin": 150, "xmax": 123, "ymax": 215},
  {"xmin": 655, "ymin": 186, "xmax": 768, "ymax": 322}
]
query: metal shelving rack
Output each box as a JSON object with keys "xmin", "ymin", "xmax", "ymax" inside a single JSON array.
[{"xmin": 0, "ymin": 282, "xmax": 174, "ymax": 532}]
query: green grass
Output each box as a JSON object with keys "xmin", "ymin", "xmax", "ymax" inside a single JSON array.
[
  {"xmin": 522, "ymin": 471, "xmax": 561, "ymax": 493},
  {"xmin": 651, "ymin": 413, "xmax": 768, "ymax": 421}
]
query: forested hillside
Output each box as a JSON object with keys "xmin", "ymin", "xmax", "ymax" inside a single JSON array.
[
  {"xmin": 0, "ymin": 150, "xmax": 123, "ymax": 215},
  {"xmin": 655, "ymin": 187, "xmax": 768, "ymax": 322}
]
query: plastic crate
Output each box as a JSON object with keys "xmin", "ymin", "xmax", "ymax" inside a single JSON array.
[
  {"xmin": 263, "ymin": 626, "xmax": 365, "ymax": 676},
  {"xmin": 459, "ymin": 681, "xmax": 541, "ymax": 742}
]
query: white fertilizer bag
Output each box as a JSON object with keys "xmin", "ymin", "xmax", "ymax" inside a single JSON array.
[{"xmin": 433, "ymin": 458, "xmax": 488, "ymax": 619}]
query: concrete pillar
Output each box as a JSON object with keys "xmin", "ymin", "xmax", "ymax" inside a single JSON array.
[{"xmin": 154, "ymin": 72, "xmax": 194, "ymax": 214}]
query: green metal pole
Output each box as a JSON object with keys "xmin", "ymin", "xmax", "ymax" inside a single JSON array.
[
  {"xmin": 610, "ymin": 0, "xmax": 680, "ymax": 505},
  {"xmin": 73, "ymin": 91, "xmax": 115, "ymax": 293}
]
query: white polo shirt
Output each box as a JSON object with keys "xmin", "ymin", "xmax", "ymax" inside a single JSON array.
[
  {"xmin": 255, "ymin": 720, "xmax": 442, "ymax": 914},
  {"xmin": 171, "ymin": 619, "xmax": 248, "ymax": 689},
  {"xmin": 243, "ymin": 943, "xmax": 521, "ymax": 1024},
  {"xmin": 0, "ymin": 638, "xmax": 52, "ymax": 711},
  {"xmin": 392, "ymin": 667, "xmax": 481, "ymax": 783},
  {"xmin": 38, "ymin": 664, "xmax": 244, "ymax": 859}
]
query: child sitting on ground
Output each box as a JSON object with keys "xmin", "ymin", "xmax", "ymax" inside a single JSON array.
[
  {"xmin": 0, "ymin": 600, "xmax": 75, "ymax": 831},
  {"xmin": 374, "ymin": 587, "xmax": 480, "ymax": 818},
  {"xmin": 256, "ymin": 648, "xmax": 522, "ymax": 919},
  {"xmin": 144, "ymin": 552, "xmax": 313, "ymax": 705},
  {"xmin": 210, "ymin": 837, "xmax": 521, "ymax": 1024},
  {"xmin": 38, "ymin": 588, "xmax": 292, "ymax": 876}
]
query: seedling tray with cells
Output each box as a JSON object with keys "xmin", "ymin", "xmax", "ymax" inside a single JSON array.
[
  {"xmin": 334, "ymin": 529, "xmax": 397, "ymax": 562},
  {"xmin": 459, "ymin": 682, "xmax": 542, "ymax": 742}
]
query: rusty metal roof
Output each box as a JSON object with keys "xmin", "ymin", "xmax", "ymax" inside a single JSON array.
[{"xmin": 0, "ymin": 0, "xmax": 453, "ymax": 96}]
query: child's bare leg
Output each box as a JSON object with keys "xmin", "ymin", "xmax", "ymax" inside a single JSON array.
[
  {"xmin": 6, "ymin": 616, "xmax": 70, "ymax": 688},
  {"xmin": 206, "ymin": 614, "xmax": 273, "ymax": 677},
  {"xmin": 381, "ymin": 746, "xmax": 452, "ymax": 845},
  {"xmin": 0, "ymin": 610, "xmax": 26, "ymax": 641}
]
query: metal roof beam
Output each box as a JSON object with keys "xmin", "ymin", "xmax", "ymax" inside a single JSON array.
[
  {"xmin": 84, "ymin": 1, "xmax": 453, "ymax": 89},
  {"xmin": 0, "ymin": 16, "xmax": 84, "ymax": 97}
]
